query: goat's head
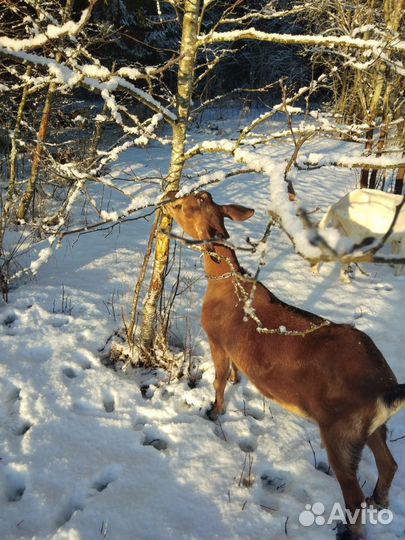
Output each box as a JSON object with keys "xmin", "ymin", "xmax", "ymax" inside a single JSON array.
[{"xmin": 164, "ymin": 191, "xmax": 254, "ymax": 241}]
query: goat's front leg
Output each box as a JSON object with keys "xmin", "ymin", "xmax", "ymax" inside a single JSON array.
[{"xmin": 207, "ymin": 342, "xmax": 230, "ymax": 421}]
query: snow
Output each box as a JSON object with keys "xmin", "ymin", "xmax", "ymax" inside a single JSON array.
[
  {"xmin": 199, "ymin": 28, "xmax": 405, "ymax": 54},
  {"xmin": 303, "ymin": 152, "xmax": 405, "ymax": 169},
  {"xmin": 232, "ymin": 147, "xmax": 324, "ymax": 258},
  {"xmin": 80, "ymin": 65, "xmax": 111, "ymax": 80},
  {"xmin": 0, "ymin": 9, "xmax": 91, "ymax": 51},
  {"xmin": 29, "ymin": 246, "xmax": 54, "ymax": 275},
  {"xmin": 1, "ymin": 112, "xmax": 404, "ymax": 540},
  {"xmin": 176, "ymin": 171, "xmax": 227, "ymax": 197}
]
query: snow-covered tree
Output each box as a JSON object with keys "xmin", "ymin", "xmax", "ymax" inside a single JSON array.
[
  {"xmin": 136, "ymin": 0, "xmax": 405, "ymax": 364},
  {"xmin": 1, "ymin": 0, "xmax": 404, "ymax": 365},
  {"xmin": 0, "ymin": 0, "xmax": 173, "ymax": 299}
]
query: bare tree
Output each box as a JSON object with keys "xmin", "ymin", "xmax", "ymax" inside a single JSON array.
[
  {"xmin": 136, "ymin": 0, "xmax": 404, "ymax": 365},
  {"xmin": 1, "ymin": 0, "xmax": 403, "ymax": 362},
  {"xmin": 138, "ymin": 0, "xmax": 201, "ymax": 362}
]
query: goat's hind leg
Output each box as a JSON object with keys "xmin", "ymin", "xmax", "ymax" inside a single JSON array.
[
  {"xmin": 366, "ymin": 424, "xmax": 398, "ymax": 508},
  {"xmin": 206, "ymin": 342, "xmax": 230, "ymax": 421},
  {"xmin": 321, "ymin": 425, "xmax": 366, "ymax": 540}
]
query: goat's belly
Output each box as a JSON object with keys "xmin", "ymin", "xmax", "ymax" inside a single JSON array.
[
  {"xmin": 226, "ymin": 351, "xmax": 314, "ymax": 421},
  {"xmin": 252, "ymin": 379, "xmax": 315, "ymax": 421},
  {"xmin": 263, "ymin": 393, "xmax": 312, "ymax": 420}
]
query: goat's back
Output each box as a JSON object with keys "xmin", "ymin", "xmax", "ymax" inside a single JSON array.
[{"xmin": 202, "ymin": 280, "xmax": 396, "ymax": 423}]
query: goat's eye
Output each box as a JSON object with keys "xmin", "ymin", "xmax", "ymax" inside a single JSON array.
[{"xmin": 172, "ymin": 203, "xmax": 181, "ymax": 210}]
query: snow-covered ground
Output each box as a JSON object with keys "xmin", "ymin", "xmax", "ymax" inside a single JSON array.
[{"xmin": 1, "ymin": 113, "xmax": 404, "ymax": 540}]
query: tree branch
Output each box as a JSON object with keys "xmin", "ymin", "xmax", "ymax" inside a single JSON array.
[{"xmin": 199, "ymin": 29, "xmax": 405, "ymax": 54}]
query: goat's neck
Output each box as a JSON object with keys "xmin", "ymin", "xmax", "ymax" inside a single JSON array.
[{"xmin": 204, "ymin": 244, "xmax": 241, "ymax": 279}]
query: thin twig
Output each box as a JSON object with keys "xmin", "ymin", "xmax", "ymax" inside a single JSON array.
[{"xmin": 307, "ymin": 439, "xmax": 318, "ymax": 469}]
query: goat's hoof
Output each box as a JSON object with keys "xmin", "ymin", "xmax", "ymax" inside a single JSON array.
[
  {"xmin": 336, "ymin": 523, "xmax": 362, "ymax": 540},
  {"xmin": 366, "ymin": 495, "xmax": 388, "ymax": 510},
  {"xmin": 206, "ymin": 404, "xmax": 220, "ymax": 421}
]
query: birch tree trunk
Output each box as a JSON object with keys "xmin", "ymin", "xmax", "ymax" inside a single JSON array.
[
  {"xmin": 6, "ymin": 65, "xmax": 32, "ymax": 216},
  {"xmin": 138, "ymin": 0, "xmax": 201, "ymax": 363},
  {"xmin": 17, "ymin": 0, "xmax": 74, "ymax": 220}
]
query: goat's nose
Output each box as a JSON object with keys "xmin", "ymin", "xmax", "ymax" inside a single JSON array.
[
  {"xmin": 166, "ymin": 191, "xmax": 177, "ymax": 201},
  {"xmin": 161, "ymin": 191, "xmax": 178, "ymax": 205}
]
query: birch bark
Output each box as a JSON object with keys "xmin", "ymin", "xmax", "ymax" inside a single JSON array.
[
  {"xmin": 138, "ymin": 0, "xmax": 201, "ymax": 362},
  {"xmin": 17, "ymin": 0, "xmax": 75, "ymax": 220}
]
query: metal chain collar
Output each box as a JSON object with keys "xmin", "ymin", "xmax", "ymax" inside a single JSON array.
[{"xmin": 205, "ymin": 265, "xmax": 331, "ymax": 337}]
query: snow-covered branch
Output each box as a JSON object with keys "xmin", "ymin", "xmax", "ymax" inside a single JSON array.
[
  {"xmin": 199, "ymin": 29, "xmax": 405, "ymax": 54},
  {"xmin": 0, "ymin": 1, "xmax": 97, "ymax": 52},
  {"xmin": 218, "ymin": 3, "xmax": 313, "ymax": 26},
  {"xmin": 237, "ymin": 72, "xmax": 332, "ymax": 143},
  {"xmin": 0, "ymin": 47, "xmax": 177, "ymax": 124},
  {"xmin": 233, "ymin": 147, "xmax": 405, "ymax": 267},
  {"xmin": 300, "ymin": 153, "xmax": 405, "ymax": 170}
]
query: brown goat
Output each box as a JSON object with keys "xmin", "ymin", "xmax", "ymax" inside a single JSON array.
[{"xmin": 164, "ymin": 190, "xmax": 404, "ymax": 540}]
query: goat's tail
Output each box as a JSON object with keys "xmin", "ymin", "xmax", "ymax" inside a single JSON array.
[
  {"xmin": 369, "ymin": 384, "xmax": 405, "ymax": 435},
  {"xmin": 383, "ymin": 384, "xmax": 405, "ymax": 412},
  {"xmin": 318, "ymin": 205, "xmax": 334, "ymax": 230}
]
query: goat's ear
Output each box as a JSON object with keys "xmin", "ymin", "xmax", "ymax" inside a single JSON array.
[{"xmin": 221, "ymin": 204, "xmax": 254, "ymax": 222}]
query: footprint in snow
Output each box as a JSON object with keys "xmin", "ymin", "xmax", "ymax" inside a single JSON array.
[
  {"xmin": 3, "ymin": 467, "xmax": 26, "ymax": 503},
  {"xmin": 73, "ymin": 349, "xmax": 94, "ymax": 370},
  {"xmin": 260, "ymin": 472, "xmax": 287, "ymax": 493},
  {"xmin": 13, "ymin": 421, "xmax": 32, "ymax": 437},
  {"xmin": 102, "ymin": 389, "xmax": 115, "ymax": 413},
  {"xmin": 62, "ymin": 354, "xmax": 93, "ymax": 381},
  {"xmin": 57, "ymin": 497, "xmax": 84, "ymax": 528},
  {"xmin": 2, "ymin": 385, "xmax": 33, "ymax": 440},
  {"xmin": 57, "ymin": 466, "xmax": 120, "ymax": 529},
  {"xmin": 72, "ymin": 393, "xmax": 115, "ymax": 417},
  {"xmin": 142, "ymin": 426, "xmax": 168, "ymax": 451},
  {"xmin": 62, "ymin": 367, "xmax": 78, "ymax": 380},
  {"xmin": 5, "ymin": 385, "xmax": 21, "ymax": 413},
  {"xmin": 243, "ymin": 404, "xmax": 265, "ymax": 421},
  {"xmin": 143, "ymin": 436, "xmax": 168, "ymax": 451},
  {"xmin": 131, "ymin": 416, "xmax": 168, "ymax": 451},
  {"xmin": 1, "ymin": 312, "xmax": 17, "ymax": 327},
  {"xmin": 132, "ymin": 415, "xmax": 147, "ymax": 431},
  {"xmin": 91, "ymin": 465, "xmax": 120, "ymax": 493}
]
